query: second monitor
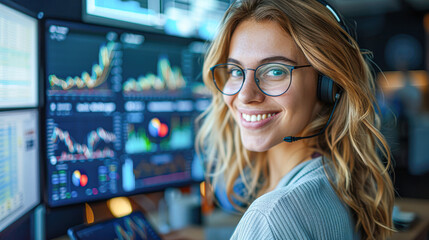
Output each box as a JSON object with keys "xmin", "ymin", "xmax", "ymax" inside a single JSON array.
[{"xmin": 44, "ymin": 19, "xmax": 207, "ymax": 207}]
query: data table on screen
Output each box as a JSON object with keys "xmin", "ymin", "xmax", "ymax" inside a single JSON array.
[
  {"xmin": 0, "ymin": 110, "xmax": 40, "ymax": 232},
  {"xmin": 0, "ymin": 3, "xmax": 38, "ymax": 108}
]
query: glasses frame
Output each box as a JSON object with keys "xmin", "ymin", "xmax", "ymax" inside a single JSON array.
[{"xmin": 210, "ymin": 62, "xmax": 312, "ymax": 97}]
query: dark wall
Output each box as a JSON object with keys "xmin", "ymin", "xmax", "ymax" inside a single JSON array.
[{"xmin": 355, "ymin": 10, "xmax": 426, "ymax": 71}]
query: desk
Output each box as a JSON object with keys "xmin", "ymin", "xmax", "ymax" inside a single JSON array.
[{"xmin": 391, "ymin": 198, "xmax": 429, "ymax": 240}]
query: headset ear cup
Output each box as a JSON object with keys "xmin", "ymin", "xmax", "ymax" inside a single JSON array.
[{"xmin": 317, "ymin": 74, "xmax": 335, "ymax": 104}]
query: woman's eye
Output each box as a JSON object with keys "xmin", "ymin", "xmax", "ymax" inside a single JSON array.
[
  {"xmin": 267, "ymin": 69, "xmax": 285, "ymax": 76},
  {"xmin": 229, "ymin": 69, "xmax": 243, "ymax": 77}
]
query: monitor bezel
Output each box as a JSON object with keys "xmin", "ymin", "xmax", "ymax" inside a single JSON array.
[
  {"xmin": 81, "ymin": 0, "xmax": 165, "ymax": 36},
  {"xmin": 0, "ymin": 204, "xmax": 39, "ymax": 239}
]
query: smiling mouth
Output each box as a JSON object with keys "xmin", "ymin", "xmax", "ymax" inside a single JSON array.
[{"xmin": 241, "ymin": 112, "xmax": 278, "ymax": 122}]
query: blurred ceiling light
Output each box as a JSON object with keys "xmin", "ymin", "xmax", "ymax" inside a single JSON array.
[
  {"xmin": 200, "ymin": 181, "xmax": 206, "ymax": 198},
  {"xmin": 378, "ymin": 70, "xmax": 428, "ymax": 97},
  {"xmin": 107, "ymin": 197, "xmax": 133, "ymax": 218},
  {"xmin": 85, "ymin": 203, "xmax": 95, "ymax": 224},
  {"xmin": 424, "ymin": 13, "xmax": 429, "ymax": 32}
]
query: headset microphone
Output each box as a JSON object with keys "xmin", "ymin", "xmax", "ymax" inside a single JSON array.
[{"xmin": 283, "ymin": 92, "xmax": 341, "ymax": 143}]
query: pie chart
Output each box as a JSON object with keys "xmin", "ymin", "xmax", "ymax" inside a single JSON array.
[
  {"xmin": 72, "ymin": 170, "xmax": 88, "ymax": 187},
  {"xmin": 148, "ymin": 118, "xmax": 169, "ymax": 138}
]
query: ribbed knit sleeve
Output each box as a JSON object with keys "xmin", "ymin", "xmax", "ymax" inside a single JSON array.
[{"xmin": 230, "ymin": 158, "xmax": 359, "ymax": 240}]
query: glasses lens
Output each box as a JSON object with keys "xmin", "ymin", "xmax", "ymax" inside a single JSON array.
[
  {"xmin": 256, "ymin": 63, "xmax": 292, "ymax": 96},
  {"xmin": 213, "ymin": 64, "xmax": 243, "ymax": 95}
]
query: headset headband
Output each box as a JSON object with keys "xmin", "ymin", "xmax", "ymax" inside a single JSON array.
[{"xmin": 315, "ymin": 0, "xmax": 355, "ymax": 41}]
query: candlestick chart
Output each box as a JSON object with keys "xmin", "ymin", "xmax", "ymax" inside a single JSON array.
[
  {"xmin": 49, "ymin": 42, "xmax": 116, "ymax": 90},
  {"xmin": 122, "ymin": 55, "xmax": 186, "ymax": 93},
  {"xmin": 47, "ymin": 117, "xmax": 118, "ymax": 163}
]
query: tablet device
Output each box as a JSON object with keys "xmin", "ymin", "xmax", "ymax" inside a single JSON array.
[{"xmin": 67, "ymin": 211, "xmax": 162, "ymax": 240}]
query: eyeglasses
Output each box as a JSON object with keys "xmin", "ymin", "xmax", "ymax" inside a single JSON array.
[{"xmin": 210, "ymin": 62, "xmax": 312, "ymax": 96}]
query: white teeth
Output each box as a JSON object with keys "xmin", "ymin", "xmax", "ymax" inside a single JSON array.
[
  {"xmin": 242, "ymin": 113, "xmax": 275, "ymax": 122},
  {"xmin": 245, "ymin": 114, "xmax": 250, "ymax": 121}
]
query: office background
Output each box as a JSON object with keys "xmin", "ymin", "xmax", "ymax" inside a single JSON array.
[{"xmin": 0, "ymin": 0, "xmax": 428, "ymax": 239}]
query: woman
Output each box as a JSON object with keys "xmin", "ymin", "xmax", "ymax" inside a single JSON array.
[{"xmin": 196, "ymin": 0, "xmax": 394, "ymax": 239}]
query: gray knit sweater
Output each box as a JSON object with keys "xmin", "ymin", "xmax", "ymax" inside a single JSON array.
[{"xmin": 230, "ymin": 157, "xmax": 360, "ymax": 239}]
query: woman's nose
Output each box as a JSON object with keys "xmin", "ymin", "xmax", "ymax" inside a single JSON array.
[{"xmin": 237, "ymin": 72, "xmax": 265, "ymax": 103}]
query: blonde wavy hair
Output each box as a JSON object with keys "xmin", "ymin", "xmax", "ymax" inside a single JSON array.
[{"xmin": 195, "ymin": 0, "xmax": 395, "ymax": 239}]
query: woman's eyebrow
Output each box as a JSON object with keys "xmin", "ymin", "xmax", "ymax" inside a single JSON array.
[
  {"xmin": 226, "ymin": 56, "xmax": 298, "ymax": 66},
  {"xmin": 259, "ymin": 56, "xmax": 297, "ymax": 65},
  {"xmin": 226, "ymin": 58, "xmax": 241, "ymax": 65}
]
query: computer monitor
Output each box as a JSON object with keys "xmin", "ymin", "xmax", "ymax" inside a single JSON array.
[
  {"xmin": 0, "ymin": 109, "xmax": 40, "ymax": 232},
  {"xmin": 67, "ymin": 211, "xmax": 162, "ymax": 240},
  {"xmin": 44, "ymin": 19, "xmax": 206, "ymax": 207},
  {"xmin": 82, "ymin": 0, "xmax": 230, "ymax": 39},
  {"xmin": 0, "ymin": 1, "xmax": 38, "ymax": 109}
]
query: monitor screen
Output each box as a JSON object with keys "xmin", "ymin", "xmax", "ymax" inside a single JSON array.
[
  {"xmin": 44, "ymin": 19, "xmax": 207, "ymax": 207},
  {"xmin": 83, "ymin": 0, "xmax": 230, "ymax": 40},
  {"xmin": 0, "ymin": 2, "xmax": 38, "ymax": 108},
  {"xmin": 0, "ymin": 109, "xmax": 40, "ymax": 232},
  {"xmin": 67, "ymin": 211, "xmax": 161, "ymax": 240}
]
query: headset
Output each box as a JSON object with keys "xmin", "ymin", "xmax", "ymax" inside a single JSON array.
[
  {"xmin": 284, "ymin": 0, "xmax": 352, "ymax": 142},
  {"xmin": 315, "ymin": 0, "xmax": 351, "ymax": 104}
]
